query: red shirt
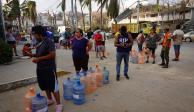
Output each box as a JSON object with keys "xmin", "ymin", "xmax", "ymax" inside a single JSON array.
[{"xmin": 94, "ymin": 33, "xmax": 103, "ymax": 45}]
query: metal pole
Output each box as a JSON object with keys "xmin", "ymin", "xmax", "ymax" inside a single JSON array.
[
  {"xmin": 0, "ymin": 0, "xmax": 6, "ymax": 41},
  {"xmin": 137, "ymin": 0, "xmax": 140, "ymax": 32}
]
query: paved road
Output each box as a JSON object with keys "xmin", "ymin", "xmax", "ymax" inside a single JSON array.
[{"xmin": 0, "ymin": 39, "xmax": 194, "ymax": 112}]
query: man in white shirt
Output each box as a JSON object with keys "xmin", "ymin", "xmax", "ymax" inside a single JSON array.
[{"xmin": 172, "ymin": 25, "xmax": 184, "ymax": 61}]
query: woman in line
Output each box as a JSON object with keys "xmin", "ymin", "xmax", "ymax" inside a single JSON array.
[{"xmin": 71, "ymin": 28, "xmax": 92, "ymax": 73}]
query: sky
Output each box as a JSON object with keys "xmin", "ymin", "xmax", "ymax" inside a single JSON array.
[{"xmin": 2, "ymin": 0, "xmax": 180, "ymax": 13}]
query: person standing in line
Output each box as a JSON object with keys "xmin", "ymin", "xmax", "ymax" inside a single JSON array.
[
  {"xmin": 94, "ymin": 30, "xmax": 104, "ymax": 60},
  {"xmin": 145, "ymin": 28, "xmax": 158, "ymax": 64},
  {"xmin": 101, "ymin": 30, "xmax": 107, "ymax": 58},
  {"xmin": 172, "ymin": 25, "xmax": 184, "ymax": 61},
  {"xmin": 30, "ymin": 25, "xmax": 63, "ymax": 112},
  {"xmin": 136, "ymin": 30, "xmax": 145, "ymax": 52},
  {"xmin": 5, "ymin": 25, "xmax": 18, "ymax": 56},
  {"xmin": 114, "ymin": 26, "xmax": 133, "ymax": 81},
  {"xmin": 63, "ymin": 27, "xmax": 71, "ymax": 49},
  {"xmin": 159, "ymin": 28, "xmax": 171, "ymax": 68},
  {"xmin": 87, "ymin": 28, "xmax": 94, "ymax": 40},
  {"xmin": 71, "ymin": 28, "xmax": 92, "ymax": 73}
]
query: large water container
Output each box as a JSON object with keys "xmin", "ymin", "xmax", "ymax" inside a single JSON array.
[
  {"xmin": 95, "ymin": 65, "xmax": 103, "ymax": 87},
  {"xmin": 73, "ymin": 80, "xmax": 86, "ymax": 105},
  {"xmin": 103, "ymin": 67, "xmax": 109, "ymax": 84},
  {"xmin": 24, "ymin": 87, "xmax": 36, "ymax": 112},
  {"xmin": 138, "ymin": 52, "xmax": 145, "ymax": 64},
  {"xmin": 31, "ymin": 93, "xmax": 48, "ymax": 112},
  {"xmin": 85, "ymin": 67, "xmax": 97, "ymax": 94},
  {"xmin": 63, "ymin": 77, "xmax": 74, "ymax": 100},
  {"xmin": 130, "ymin": 49, "xmax": 138, "ymax": 64},
  {"xmin": 72, "ymin": 73, "xmax": 81, "ymax": 84}
]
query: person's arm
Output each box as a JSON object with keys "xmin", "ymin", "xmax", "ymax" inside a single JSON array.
[
  {"xmin": 114, "ymin": 34, "xmax": 121, "ymax": 47},
  {"xmin": 32, "ymin": 51, "xmax": 55, "ymax": 63},
  {"xmin": 86, "ymin": 40, "xmax": 92, "ymax": 54}
]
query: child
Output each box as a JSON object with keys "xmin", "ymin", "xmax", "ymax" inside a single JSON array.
[{"xmin": 22, "ymin": 43, "xmax": 32, "ymax": 56}]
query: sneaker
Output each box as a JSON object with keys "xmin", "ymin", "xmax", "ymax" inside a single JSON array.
[
  {"xmin": 152, "ymin": 61, "xmax": 155, "ymax": 64},
  {"xmin": 124, "ymin": 74, "xmax": 130, "ymax": 80},
  {"xmin": 146, "ymin": 60, "xmax": 149, "ymax": 63},
  {"xmin": 159, "ymin": 63, "xmax": 165, "ymax": 66},
  {"xmin": 162, "ymin": 65, "xmax": 169, "ymax": 68},
  {"xmin": 172, "ymin": 58, "xmax": 179, "ymax": 61},
  {"xmin": 103, "ymin": 56, "xmax": 107, "ymax": 58},
  {"xmin": 47, "ymin": 99, "xmax": 55, "ymax": 106},
  {"xmin": 56, "ymin": 104, "xmax": 63, "ymax": 112},
  {"xmin": 100, "ymin": 57, "xmax": 103, "ymax": 60},
  {"xmin": 116, "ymin": 75, "xmax": 120, "ymax": 81}
]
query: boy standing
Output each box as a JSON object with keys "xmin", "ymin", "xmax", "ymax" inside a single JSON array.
[{"xmin": 30, "ymin": 25, "xmax": 62, "ymax": 112}]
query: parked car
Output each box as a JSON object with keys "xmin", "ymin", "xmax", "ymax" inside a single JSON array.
[{"xmin": 184, "ymin": 31, "xmax": 194, "ymax": 42}]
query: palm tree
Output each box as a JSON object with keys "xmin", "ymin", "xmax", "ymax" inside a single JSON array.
[
  {"xmin": 61, "ymin": 0, "xmax": 66, "ymax": 25},
  {"xmin": 74, "ymin": 0, "xmax": 78, "ymax": 28},
  {"xmin": 83, "ymin": 0, "xmax": 92, "ymax": 29},
  {"xmin": 79, "ymin": 0, "xmax": 86, "ymax": 31},
  {"xmin": 180, "ymin": 0, "xmax": 190, "ymax": 22}
]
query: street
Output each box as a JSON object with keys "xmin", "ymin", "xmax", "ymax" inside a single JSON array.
[{"xmin": 0, "ymin": 39, "xmax": 194, "ymax": 112}]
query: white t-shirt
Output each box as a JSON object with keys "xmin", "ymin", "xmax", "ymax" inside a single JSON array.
[{"xmin": 173, "ymin": 29, "xmax": 184, "ymax": 45}]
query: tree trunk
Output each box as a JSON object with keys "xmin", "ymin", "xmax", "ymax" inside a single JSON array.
[
  {"xmin": 100, "ymin": 0, "xmax": 103, "ymax": 30},
  {"xmin": 63, "ymin": 11, "xmax": 66, "ymax": 26},
  {"xmin": 0, "ymin": 0, "xmax": 6, "ymax": 41},
  {"xmin": 71, "ymin": 0, "xmax": 75, "ymax": 31},
  {"xmin": 81, "ymin": 6, "xmax": 85, "ymax": 31},
  {"xmin": 74, "ymin": 0, "xmax": 78, "ymax": 29},
  {"xmin": 89, "ymin": 0, "xmax": 92, "ymax": 29}
]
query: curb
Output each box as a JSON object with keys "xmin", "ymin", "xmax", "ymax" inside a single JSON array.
[
  {"xmin": 0, "ymin": 70, "xmax": 71, "ymax": 93},
  {"xmin": 0, "ymin": 77, "xmax": 37, "ymax": 93}
]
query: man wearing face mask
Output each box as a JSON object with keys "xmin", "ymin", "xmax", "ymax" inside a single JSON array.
[{"xmin": 29, "ymin": 25, "xmax": 63, "ymax": 112}]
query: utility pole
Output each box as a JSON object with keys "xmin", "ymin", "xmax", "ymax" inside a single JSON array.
[
  {"xmin": 0, "ymin": 0, "xmax": 6, "ymax": 41},
  {"xmin": 137, "ymin": 0, "xmax": 140, "ymax": 32}
]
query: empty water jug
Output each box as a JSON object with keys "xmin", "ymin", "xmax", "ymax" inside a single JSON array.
[
  {"xmin": 138, "ymin": 52, "xmax": 145, "ymax": 64},
  {"xmin": 24, "ymin": 87, "xmax": 36, "ymax": 112},
  {"xmin": 103, "ymin": 67, "xmax": 109, "ymax": 84},
  {"xmin": 72, "ymin": 73, "xmax": 81, "ymax": 84},
  {"xmin": 73, "ymin": 80, "xmax": 86, "ymax": 105},
  {"xmin": 31, "ymin": 93, "xmax": 48, "ymax": 112},
  {"xmin": 85, "ymin": 67, "xmax": 97, "ymax": 94},
  {"xmin": 63, "ymin": 77, "xmax": 74, "ymax": 100},
  {"xmin": 95, "ymin": 65, "xmax": 103, "ymax": 87},
  {"xmin": 130, "ymin": 49, "xmax": 138, "ymax": 64}
]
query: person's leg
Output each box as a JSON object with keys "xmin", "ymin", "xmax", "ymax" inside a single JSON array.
[
  {"xmin": 116, "ymin": 52, "xmax": 123, "ymax": 81},
  {"xmin": 82, "ymin": 54, "xmax": 89, "ymax": 72},
  {"xmin": 138, "ymin": 44, "xmax": 143, "ymax": 52},
  {"xmin": 163, "ymin": 48, "xmax": 170, "ymax": 68},
  {"xmin": 152, "ymin": 48, "xmax": 156, "ymax": 64},
  {"xmin": 173, "ymin": 45, "xmax": 180, "ymax": 61},
  {"xmin": 73, "ymin": 57, "xmax": 82, "ymax": 73},
  {"xmin": 159, "ymin": 48, "xmax": 165, "ymax": 66},
  {"xmin": 99, "ymin": 46, "xmax": 103, "ymax": 60},
  {"xmin": 13, "ymin": 44, "xmax": 18, "ymax": 56},
  {"xmin": 123, "ymin": 52, "xmax": 130, "ymax": 79}
]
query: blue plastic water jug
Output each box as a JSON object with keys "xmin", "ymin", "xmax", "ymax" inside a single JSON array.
[
  {"xmin": 31, "ymin": 93, "xmax": 48, "ymax": 112},
  {"xmin": 72, "ymin": 73, "xmax": 81, "ymax": 84},
  {"xmin": 63, "ymin": 77, "xmax": 74, "ymax": 100},
  {"xmin": 103, "ymin": 67, "xmax": 109, "ymax": 84},
  {"xmin": 72, "ymin": 80, "xmax": 86, "ymax": 105}
]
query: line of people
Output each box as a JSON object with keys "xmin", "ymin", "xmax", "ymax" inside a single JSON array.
[{"xmin": 114, "ymin": 25, "xmax": 184, "ymax": 81}]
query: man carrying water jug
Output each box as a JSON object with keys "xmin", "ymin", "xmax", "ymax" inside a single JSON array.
[
  {"xmin": 30, "ymin": 25, "xmax": 63, "ymax": 112},
  {"xmin": 114, "ymin": 26, "xmax": 133, "ymax": 81}
]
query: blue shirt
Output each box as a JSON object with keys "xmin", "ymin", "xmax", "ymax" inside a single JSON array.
[
  {"xmin": 71, "ymin": 37, "xmax": 89, "ymax": 58},
  {"xmin": 116, "ymin": 34, "xmax": 132, "ymax": 52},
  {"xmin": 46, "ymin": 31, "xmax": 54, "ymax": 40}
]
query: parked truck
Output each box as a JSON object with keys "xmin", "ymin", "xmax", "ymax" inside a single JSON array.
[{"xmin": 112, "ymin": 22, "xmax": 161, "ymax": 38}]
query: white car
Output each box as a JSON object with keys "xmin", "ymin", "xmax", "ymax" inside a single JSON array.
[{"xmin": 184, "ymin": 31, "xmax": 194, "ymax": 42}]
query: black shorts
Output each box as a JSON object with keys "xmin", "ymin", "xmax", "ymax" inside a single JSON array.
[
  {"xmin": 36, "ymin": 68, "xmax": 58, "ymax": 92},
  {"xmin": 7, "ymin": 41, "xmax": 16, "ymax": 45},
  {"xmin": 148, "ymin": 48, "xmax": 156, "ymax": 54}
]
